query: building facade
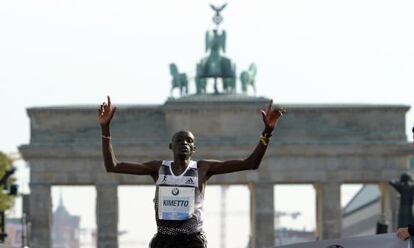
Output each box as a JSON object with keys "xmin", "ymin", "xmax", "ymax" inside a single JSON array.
[{"xmin": 52, "ymin": 196, "xmax": 80, "ymax": 248}]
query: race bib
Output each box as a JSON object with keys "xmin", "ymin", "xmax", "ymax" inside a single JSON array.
[{"xmin": 158, "ymin": 186, "xmax": 195, "ymax": 220}]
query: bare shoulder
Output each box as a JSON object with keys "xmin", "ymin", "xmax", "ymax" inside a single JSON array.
[
  {"xmin": 196, "ymin": 160, "xmax": 220, "ymax": 183},
  {"xmin": 139, "ymin": 160, "xmax": 163, "ymax": 182},
  {"xmin": 142, "ymin": 160, "xmax": 163, "ymax": 174},
  {"xmin": 196, "ymin": 159, "xmax": 224, "ymax": 176},
  {"xmin": 197, "ymin": 159, "xmax": 223, "ymax": 168},
  {"xmin": 111, "ymin": 160, "xmax": 163, "ymax": 176},
  {"xmin": 197, "ymin": 159, "xmax": 223, "ymax": 164}
]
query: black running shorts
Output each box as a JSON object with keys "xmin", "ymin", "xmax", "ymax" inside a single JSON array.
[{"xmin": 149, "ymin": 232, "xmax": 207, "ymax": 248}]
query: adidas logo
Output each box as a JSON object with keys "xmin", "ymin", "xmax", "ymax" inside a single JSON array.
[{"xmin": 185, "ymin": 178, "xmax": 195, "ymax": 185}]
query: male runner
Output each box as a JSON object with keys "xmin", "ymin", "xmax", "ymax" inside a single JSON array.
[{"xmin": 98, "ymin": 96, "xmax": 285, "ymax": 248}]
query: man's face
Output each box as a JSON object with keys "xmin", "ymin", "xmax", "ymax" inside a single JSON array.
[{"xmin": 170, "ymin": 131, "xmax": 196, "ymax": 158}]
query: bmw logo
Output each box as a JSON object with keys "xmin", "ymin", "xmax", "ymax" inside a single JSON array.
[{"xmin": 172, "ymin": 187, "xmax": 179, "ymax": 196}]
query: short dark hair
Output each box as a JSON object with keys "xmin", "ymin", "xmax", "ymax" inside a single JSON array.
[{"xmin": 171, "ymin": 130, "xmax": 193, "ymax": 142}]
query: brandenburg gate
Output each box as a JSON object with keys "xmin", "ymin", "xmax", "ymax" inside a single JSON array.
[{"xmin": 19, "ymin": 96, "xmax": 413, "ymax": 248}]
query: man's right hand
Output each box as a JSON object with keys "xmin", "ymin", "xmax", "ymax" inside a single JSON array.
[{"xmin": 98, "ymin": 96, "xmax": 117, "ymax": 127}]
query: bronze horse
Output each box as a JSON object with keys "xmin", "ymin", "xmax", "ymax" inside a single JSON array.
[
  {"xmin": 240, "ymin": 63, "xmax": 257, "ymax": 95},
  {"xmin": 169, "ymin": 63, "xmax": 188, "ymax": 97}
]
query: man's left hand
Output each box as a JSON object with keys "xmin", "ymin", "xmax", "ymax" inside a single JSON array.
[{"xmin": 261, "ymin": 99, "xmax": 286, "ymax": 133}]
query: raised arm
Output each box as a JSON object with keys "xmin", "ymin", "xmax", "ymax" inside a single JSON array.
[
  {"xmin": 98, "ymin": 96, "xmax": 160, "ymax": 180},
  {"xmin": 201, "ymin": 99, "xmax": 285, "ymax": 179}
]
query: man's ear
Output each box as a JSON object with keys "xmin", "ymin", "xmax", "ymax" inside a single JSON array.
[
  {"xmin": 192, "ymin": 145, "xmax": 196, "ymax": 152},
  {"xmin": 169, "ymin": 143, "xmax": 172, "ymax": 150}
]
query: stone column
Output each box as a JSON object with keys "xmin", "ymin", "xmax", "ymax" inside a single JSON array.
[
  {"xmin": 379, "ymin": 182, "xmax": 397, "ymax": 231},
  {"xmin": 249, "ymin": 183, "xmax": 274, "ymax": 248},
  {"xmin": 315, "ymin": 182, "xmax": 341, "ymax": 240},
  {"xmin": 29, "ymin": 183, "xmax": 52, "ymax": 248},
  {"xmin": 96, "ymin": 184, "xmax": 118, "ymax": 248}
]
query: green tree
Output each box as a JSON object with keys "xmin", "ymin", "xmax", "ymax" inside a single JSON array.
[{"xmin": 0, "ymin": 152, "xmax": 16, "ymax": 211}]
